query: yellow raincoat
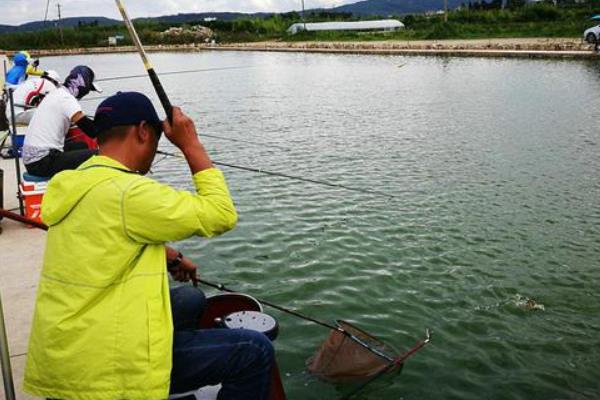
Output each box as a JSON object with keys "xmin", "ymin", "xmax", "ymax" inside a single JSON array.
[{"xmin": 23, "ymin": 155, "xmax": 237, "ymax": 400}]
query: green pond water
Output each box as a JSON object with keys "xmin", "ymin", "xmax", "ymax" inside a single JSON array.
[{"xmin": 43, "ymin": 51, "xmax": 600, "ymax": 399}]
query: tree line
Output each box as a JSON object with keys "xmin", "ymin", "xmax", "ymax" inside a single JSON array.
[{"xmin": 0, "ymin": 3, "xmax": 598, "ymax": 50}]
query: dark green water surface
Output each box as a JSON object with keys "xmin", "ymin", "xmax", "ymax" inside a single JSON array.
[{"xmin": 45, "ymin": 52, "xmax": 600, "ymax": 399}]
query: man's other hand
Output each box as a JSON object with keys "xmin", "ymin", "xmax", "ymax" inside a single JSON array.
[{"xmin": 169, "ymin": 255, "xmax": 199, "ymax": 287}]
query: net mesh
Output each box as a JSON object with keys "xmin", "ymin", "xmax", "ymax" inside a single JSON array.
[{"xmin": 306, "ymin": 320, "xmax": 399, "ymax": 382}]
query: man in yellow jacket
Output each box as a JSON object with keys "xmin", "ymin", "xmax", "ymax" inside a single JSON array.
[{"xmin": 23, "ymin": 92, "xmax": 275, "ymax": 400}]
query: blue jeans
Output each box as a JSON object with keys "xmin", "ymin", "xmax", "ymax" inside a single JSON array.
[{"xmin": 169, "ymin": 287, "xmax": 275, "ymax": 400}]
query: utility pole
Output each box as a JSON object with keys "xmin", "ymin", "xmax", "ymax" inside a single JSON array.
[
  {"xmin": 301, "ymin": 0, "xmax": 307, "ymax": 32},
  {"xmin": 444, "ymin": 0, "xmax": 448, "ymax": 22},
  {"xmin": 57, "ymin": 3, "xmax": 64, "ymax": 46}
]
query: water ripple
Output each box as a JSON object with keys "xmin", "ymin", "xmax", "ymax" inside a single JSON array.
[{"xmin": 42, "ymin": 52, "xmax": 600, "ymax": 400}]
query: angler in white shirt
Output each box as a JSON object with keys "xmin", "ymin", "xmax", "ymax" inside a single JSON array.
[{"xmin": 23, "ymin": 65, "xmax": 102, "ymax": 178}]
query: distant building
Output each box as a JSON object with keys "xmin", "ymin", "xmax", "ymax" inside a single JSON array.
[
  {"xmin": 287, "ymin": 19, "xmax": 404, "ymax": 35},
  {"xmin": 107, "ymin": 35, "xmax": 125, "ymax": 46}
]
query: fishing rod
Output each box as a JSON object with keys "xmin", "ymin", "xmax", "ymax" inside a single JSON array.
[
  {"xmin": 63, "ymin": 28, "xmax": 281, "ymax": 152},
  {"xmin": 114, "ymin": 0, "xmax": 397, "ymax": 200},
  {"xmin": 115, "ymin": 0, "xmax": 173, "ymax": 121},
  {"xmin": 156, "ymin": 149, "xmax": 397, "ymax": 199},
  {"xmin": 111, "ymin": 3, "xmax": 420, "ymax": 367},
  {"xmin": 95, "ymin": 65, "xmax": 255, "ymax": 83},
  {"xmin": 0, "ymin": 208, "xmax": 48, "ymax": 231},
  {"xmin": 0, "ymin": 208, "xmax": 398, "ymax": 363}
]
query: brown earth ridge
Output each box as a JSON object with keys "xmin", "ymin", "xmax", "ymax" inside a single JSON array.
[{"xmin": 0, "ymin": 37, "xmax": 597, "ymax": 59}]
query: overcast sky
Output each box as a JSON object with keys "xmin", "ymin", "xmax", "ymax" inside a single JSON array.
[{"xmin": 1, "ymin": 0, "xmax": 354, "ymax": 26}]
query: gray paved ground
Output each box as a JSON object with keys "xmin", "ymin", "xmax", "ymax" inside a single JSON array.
[
  {"xmin": 0, "ymin": 157, "xmax": 219, "ymax": 400},
  {"xmin": 0, "ymin": 156, "xmax": 44, "ymax": 400}
]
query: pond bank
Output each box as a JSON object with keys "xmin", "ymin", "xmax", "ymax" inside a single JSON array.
[{"xmin": 2, "ymin": 37, "xmax": 596, "ymax": 59}]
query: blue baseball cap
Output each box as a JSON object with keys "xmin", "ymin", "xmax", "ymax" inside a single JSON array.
[{"xmin": 93, "ymin": 91, "xmax": 162, "ymax": 138}]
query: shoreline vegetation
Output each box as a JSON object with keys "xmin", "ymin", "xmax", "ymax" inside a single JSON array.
[{"xmin": 1, "ymin": 3, "xmax": 599, "ymax": 59}]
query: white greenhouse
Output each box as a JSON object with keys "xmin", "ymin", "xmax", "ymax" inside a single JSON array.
[{"xmin": 287, "ymin": 19, "xmax": 404, "ymax": 35}]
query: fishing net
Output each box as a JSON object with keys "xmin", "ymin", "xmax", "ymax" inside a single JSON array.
[{"xmin": 306, "ymin": 320, "xmax": 400, "ymax": 383}]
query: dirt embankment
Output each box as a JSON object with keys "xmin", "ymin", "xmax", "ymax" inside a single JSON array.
[
  {"xmin": 2, "ymin": 37, "xmax": 596, "ymax": 59},
  {"xmin": 216, "ymin": 37, "xmax": 595, "ymax": 58}
]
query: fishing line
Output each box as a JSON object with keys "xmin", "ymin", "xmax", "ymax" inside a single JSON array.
[
  {"xmin": 15, "ymin": 101, "xmax": 286, "ymax": 151},
  {"xmin": 0, "ymin": 203, "xmax": 431, "ymax": 399},
  {"xmin": 95, "ymin": 65, "xmax": 255, "ymax": 83},
  {"xmin": 195, "ymin": 278, "xmax": 395, "ymax": 363},
  {"xmin": 160, "ymin": 130, "xmax": 290, "ymax": 150},
  {"xmin": 68, "ymin": 114, "xmax": 291, "ymax": 151},
  {"xmin": 193, "ymin": 134, "xmax": 289, "ymax": 150},
  {"xmin": 110, "ymin": 5, "xmax": 415, "ymax": 371},
  {"xmin": 114, "ymin": 0, "xmax": 397, "ymax": 199},
  {"xmin": 147, "ymin": 152, "xmax": 170, "ymax": 173},
  {"xmin": 82, "ymin": 76, "xmax": 288, "ymax": 150},
  {"xmin": 156, "ymin": 149, "xmax": 397, "ymax": 199}
]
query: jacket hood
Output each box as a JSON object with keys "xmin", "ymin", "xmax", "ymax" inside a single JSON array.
[
  {"xmin": 13, "ymin": 52, "xmax": 29, "ymax": 67},
  {"xmin": 42, "ymin": 156, "xmax": 133, "ymax": 226}
]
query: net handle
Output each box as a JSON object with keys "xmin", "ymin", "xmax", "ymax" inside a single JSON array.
[
  {"xmin": 197, "ymin": 278, "xmax": 396, "ymax": 363},
  {"xmin": 340, "ymin": 329, "xmax": 432, "ymax": 400}
]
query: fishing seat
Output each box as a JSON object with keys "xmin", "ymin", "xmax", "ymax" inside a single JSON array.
[{"xmin": 23, "ymin": 172, "xmax": 49, "ymax": 182}]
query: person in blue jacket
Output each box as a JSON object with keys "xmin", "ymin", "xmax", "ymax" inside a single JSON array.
[{"xmin": 5, "ymin": 51, "xmax": 44, "ymax": 86}]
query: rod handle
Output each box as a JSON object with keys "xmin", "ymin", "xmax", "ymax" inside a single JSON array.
[{"xmin": 147, "ymin": 68, "xmax": 172, "ymax": 123}]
